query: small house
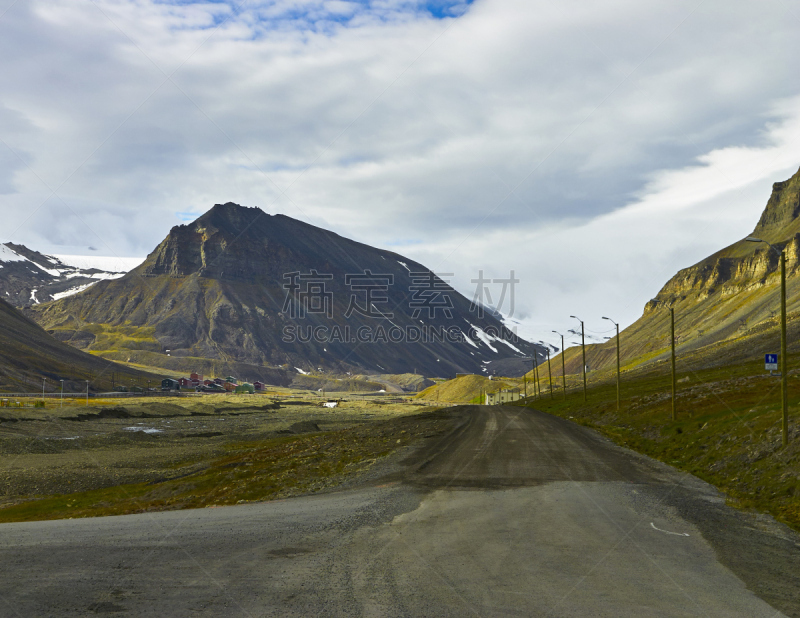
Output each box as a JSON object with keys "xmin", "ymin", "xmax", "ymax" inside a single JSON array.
[
  {"xmin": 190, "ymin": 372, "xmax": 203, "ymax": 382},
  {"xmin": 213, "ymin": 378, "xmax": 225, "ymax": 386},
  {"xmin": 223, "ymin": 381, "xmax": 237, "ymax": 392},
  {"xmin": 225, "ymin": 376, "xmax": 238, "ymax": 384},
  {"xmin": 253, "ymin": 381, "xmax": 265, "ymax": 391},
  {"xmin": 484, "ymin": 389, "xmax": 521, "ymax": 405},
  {"xmin": 178, "ymin": 378, "xmax": 193, "ymax": 388},
  {"xmin": 162, "ymin": 378, "xmax": 180, "ymax": 391}
]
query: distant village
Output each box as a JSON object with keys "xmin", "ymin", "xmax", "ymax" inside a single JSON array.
[{"xmin": 161, "ymin": 372, "xmax": 267, "ymax": 394}]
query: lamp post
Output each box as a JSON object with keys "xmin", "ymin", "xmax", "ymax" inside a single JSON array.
[
  {"xmin": 746, "ymin": 236, "xmax": 789, "ymax": 447},
  {"xmin": 552, "ymin": 331, "xmax": 567, "ymax": 400},
  {"xmin": 59, "ymin": 379, "xmax": 64, "ymax": 408},
  {"xmin": 602, "ymin": 317, "xmax": 621, "ymax": 411},
  {"xmin": 570, "ymin": 316, "xmax": 587, "ymax": 402},
  {"xmin": 42, "ymin": 377, "xmax": 46, "ymax": 401},
  {"xmin": 547, "ymin": 348, "xmax": 553, "ymax": 398}
]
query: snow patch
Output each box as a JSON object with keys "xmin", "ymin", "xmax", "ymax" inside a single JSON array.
[
  {"xmin": 461, "ymin": 330, "xmax": 479, "ymax": 348},
  {"xmin": 397, "ymin": 260, "xmax": 411, "ymax": 272},
  {"xmin": 52, "ymin": 283, "xmax": 96, "ymax": 300},
  {"xmin": 0, "ymin": 245, "xmax": 25, "ymax": 263},
  {"xmin": 295, "ymin": 367, "xmax": 308, "ymax": 375},
  {"xmin": 123, "ymin": 427, "xmax": 162, "ymax": 434},
  {"xmin": 52, "ymin": 254, "xmax": 143, "ymax": 272}
]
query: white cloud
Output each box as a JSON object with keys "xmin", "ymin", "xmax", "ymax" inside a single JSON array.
[{"xmin": 1, "ymin": 0, "xmax": 800, "ymax": 345}]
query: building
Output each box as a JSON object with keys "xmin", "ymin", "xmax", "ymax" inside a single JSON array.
[
  {"xmin": 223, "ymin": 381, "xmax": 237, "ymax": 392},
  {"xmin": 235, "ymin": 383, "xmax": 255, "ymax": 394},
  {"xmin": 253, "ymin": 381, "xmax": 265, "ymax": 391},
  {"xmin": 225, "ymin": 376, "xmax": 238, "ymax": 384},
  {"xmin": 178, "ymin": 378, "xmax": 193, "ymax": 388},
  {"xmin": 484, "ymin": 389, "xmax": 521, "ymax": 405},
  {"xmin": 190, "ymin": 372, "xmax": 203, "ymax": 382},
  {"xmin": 161, "ymin": 378, "xmax": 180, "ymax": 391},
  {"xmin": 213, "ymin": 378, "xmax": 225, "ymax": 386}
]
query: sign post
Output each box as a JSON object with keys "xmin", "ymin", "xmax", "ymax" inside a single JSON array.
[{"xmin": 765, "ymin": 353, "xmax": 778, "ymax": 374}]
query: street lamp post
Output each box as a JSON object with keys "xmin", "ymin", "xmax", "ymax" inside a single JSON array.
[
  {"xmin": 42, "ymin": 377, "xmax": 46, "ymax": 401},
  {"xmin": 746, "ymin": 236, "xmax": 789, "ymax": 447},
  {"xmin": 570, "ymin": 316, "xmax": 587, "ymax": 402},
  {"xmin": 547, "ymin": 348, "xmax": 553, "ymax": 398},
  {"xmin": 552, "ymin": 331, "xmax": 567, "ymax": 400},
  {"xmin": 602, "ymin": 317, "xmax": 621, "ymax": 412}
]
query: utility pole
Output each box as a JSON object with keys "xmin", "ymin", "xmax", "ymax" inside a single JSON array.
[
  {"xmin": 553, "ymin": 331, "xmax": 567, "ymax": 400},
  {"xmin": 670, "ymin": 307, "xmax": 677, "ymax": 422},
  {"xmin": 781, "ymin": 250, "xmax": 788, "ymax": 447},
  {"xmin": 570, "ymin": 316, "xmax": 587, "ymax": 402},
  {"xmin": 746, "ymin": 236, "xmax": 789, "ymax": 446},
  {"xmin": 547, "ymin": 348, "xmax": 553, "ymax": 398},
  {"xmin": 86, "ymin": 380, "xmax": 89, "ymax": 406},
  {"xmin": 603, "ymin": 317, "xmax": 621, "ymax": 412},
  {"xmin": 532, "ymin": 357, "xmax": 538, "ymax": 399}
]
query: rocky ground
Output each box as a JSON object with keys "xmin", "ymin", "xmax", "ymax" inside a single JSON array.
[{"xmin": 0, "ymin": 392, "xmax": 436, "ymax": 510}]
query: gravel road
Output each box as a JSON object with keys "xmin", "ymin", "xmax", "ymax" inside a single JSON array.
[{"xmin": 1, "ymin": 405, "xmax": 799, "ymax": 616}]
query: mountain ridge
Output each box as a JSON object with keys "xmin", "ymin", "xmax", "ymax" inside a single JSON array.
[{"xmin": 31, "ymin": 203, "xmax": 545, "ymax": 377}]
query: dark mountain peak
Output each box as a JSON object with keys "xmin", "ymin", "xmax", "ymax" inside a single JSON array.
[
  {"xmin": 193, "ymin": 202, "xmax": 266, "ymax": 232},
  {"xmin": 752, "ymin": 166, "xmax": 800, "ymax": 240},
  {"xmin": 33, "ymin": 202, "xmax": 545, "ymax": 377}
]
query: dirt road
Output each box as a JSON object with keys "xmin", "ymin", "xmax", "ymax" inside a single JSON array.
[{"xmin": 2, "ymin": 405, "xmax": 799, "ymax": 616}]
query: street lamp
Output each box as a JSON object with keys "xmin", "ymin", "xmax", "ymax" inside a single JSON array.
[
  {"xmin": 546, "ymin": 348, "xmax": 553, "ymax": 399},
  {"xmin": 59, "ymin": 379, "xmax": 65, "ymax": 408},
  {"xmin": 570, "ymin": 316, "xmax": 587, "ymax": 402},
  {"xmin": 602, "ymin": 317, "xmax": 621, "ymax": 412},
  {"xmin": 746, "ymin": 235, "xmax": 789, "ymax": 447},
  {"xmin": 552, "ymin": 331, "xmax": 567, "ymax": 400}
]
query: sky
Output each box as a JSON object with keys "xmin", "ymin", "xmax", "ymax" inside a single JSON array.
[{"xmin": 2, "ymin": 0, "xmax": 800, "ymax": 349}]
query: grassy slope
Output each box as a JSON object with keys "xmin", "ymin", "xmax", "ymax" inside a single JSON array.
[
  {"xmin": 0, "ymin": 299, "xmax": 158, "ymax": 392},
  {"xmin": 521, "ymin": 359, "xmax": 800, "ymax": 532},
  {"xmin": 416, "ymin": 374, "xmax": 513, "ymax": 403}
]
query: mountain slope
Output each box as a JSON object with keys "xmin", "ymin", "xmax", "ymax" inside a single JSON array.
[
  {"xmin": 31, "ymin": 203, "xmax": 544, "ymax": 377},
  {"xmin": 544, "ymin": 166, "xmax": 800, "ymax": 378},
  {"xmin": 0, "ymin": 243, "xmax": 135, "ymax": 307},
  {"xmin": 0, "ymin": 297, "xmax": 156, "ymax": 392}
]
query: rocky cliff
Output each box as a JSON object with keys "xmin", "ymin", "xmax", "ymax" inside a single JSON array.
[{"xmin": 547, "ymin": 166, "xmax": 800, "ymax": 378}]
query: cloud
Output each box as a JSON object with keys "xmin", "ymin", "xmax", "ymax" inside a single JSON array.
[{"xmin": 1, "ymin": 0, "xmax": 800, "ymax": 343}]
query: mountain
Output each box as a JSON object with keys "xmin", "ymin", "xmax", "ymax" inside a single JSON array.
[
  {"xmin": 547, "ymin": 166, "xmax": 800, "ymax": 378},
  {"xmin": 0, "ymin": 297, "xmax": 156, "ymax": 393},
  {"xmin": 0, "ymin": 243, "xmax": 137, "ymax": 307},
  {"xmin": 30, "ymin": 203, "xmax": 545, "ymax": 377}
]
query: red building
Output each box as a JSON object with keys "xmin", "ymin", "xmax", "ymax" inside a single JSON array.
[{"xmin": 253, "ymin": 381, "xmax": 265, "ymax": 391}]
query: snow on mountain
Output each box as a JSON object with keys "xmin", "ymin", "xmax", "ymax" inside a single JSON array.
[{"xmin": 0, "ymin": 243, "xmax": 143, "ymax": 307}]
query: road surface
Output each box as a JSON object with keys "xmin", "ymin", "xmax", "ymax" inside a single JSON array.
[{"xmin": 2, "ymin": 405, "xmax": 799, "ymax": 616}]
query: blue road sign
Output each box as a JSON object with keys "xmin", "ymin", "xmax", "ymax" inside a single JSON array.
[{"xmin": 765, "ymin": 354, "xmax": 778, "ymax": 370}]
